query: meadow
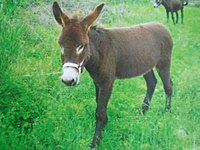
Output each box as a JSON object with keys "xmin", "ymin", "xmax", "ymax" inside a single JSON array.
[{"xmin": 0, "ymin": 0, "xmax": 200, "ymax": 149}]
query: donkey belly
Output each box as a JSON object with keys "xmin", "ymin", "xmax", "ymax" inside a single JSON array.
[{"xmin": 116, "ymin": 48, "xmax": 160, "ymax": 79}]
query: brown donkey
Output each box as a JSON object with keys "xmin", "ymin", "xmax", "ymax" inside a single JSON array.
[
  {"xmin": 153, "ymin": 0, "xmax": 188, "ymax": 24},
  {"xmin": 52, "ymin": 2, "xmax": 173, "ymax": 148}
]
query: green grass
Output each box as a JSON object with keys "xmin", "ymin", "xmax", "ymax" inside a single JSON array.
[{"xmin": 0, "ymin": 0, "xmax": 200, "ymax": 149}]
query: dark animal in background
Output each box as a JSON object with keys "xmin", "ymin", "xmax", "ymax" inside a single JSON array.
[
  {"xmin": 154, "ymin": 0, "xmax": 188, "ymax": 24},
  {"xmin": 53, "ymin": 2, "xmax": 173, "ymax": 148}
]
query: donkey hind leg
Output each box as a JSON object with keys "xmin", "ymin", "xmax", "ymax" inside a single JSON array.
[
  {"xmin": 175, "ymin": 11, "xmax": 179, "ymax": 24},
  {"xmin": 141, "ymin": 70, "xmax": 157, "ymax": 114},
  {"xmin": 156, "ymin": 65, "xmax": 173, "ymax": 111},
  {"xmin": 171, "ymin": 12, "xmax": 175, "ymax": 24},
  {"xmin": 91, "ymin": 81, "xmax": 114, "ymax": 148}
]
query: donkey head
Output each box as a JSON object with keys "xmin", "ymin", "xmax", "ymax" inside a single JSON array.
[
  {"xmin": 153, "ymin": 0, "xmax": 163, "ymax": 8},
  {"xmin": 53, "ymin": 2, "xmax": 104, "ymax": 86}
]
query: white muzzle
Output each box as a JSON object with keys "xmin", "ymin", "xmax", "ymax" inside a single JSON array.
[{"xmin": 61, "ymin": 61, "xmax": 83, "ymax": 86}]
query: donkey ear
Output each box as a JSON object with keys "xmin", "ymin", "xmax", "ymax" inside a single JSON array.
[
  {"xmin": 82, "ymin": 3, "xmax": 104, "ymax": 29},
  {"xmin": 52, "ymin": 2, "xmax": 70, "ymax": 27}
]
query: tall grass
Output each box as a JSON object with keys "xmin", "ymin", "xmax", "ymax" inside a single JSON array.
[
  {"xmin": 0, "ymin": 1, "xmax": 48, "ymax": 149},
  {"xmin": 0, "ymin": 0, "xmax": 25, "ymax": 92}
]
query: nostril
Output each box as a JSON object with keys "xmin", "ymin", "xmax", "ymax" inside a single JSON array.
[
  {"xmin": 61, "ymin": 78, "xmax": 76, "ymax": 86},
  {"xmin": 71, "ymin": 78, "xmax": 76, "ymax": 86}
]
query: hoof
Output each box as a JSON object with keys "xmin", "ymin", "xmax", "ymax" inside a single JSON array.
[
  {"xmin": 136, "ymin": 108, "xmax": 148, "ymax": 117},
  {"xmin": 141, "ymin": 103, "xmax": 149, "ymax": 113},
  {"xmin": 90, "ymin": 143, "xmax": 96, "ymax": 149},
  {"xmin": 165, "ymin": 107, "xmax": 171, "ymax": 113},
  {"xmin": 90, "ymin": 136, "xmax": 101, "ymax": 149}
]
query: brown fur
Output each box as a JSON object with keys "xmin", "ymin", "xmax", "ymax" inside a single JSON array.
[
  {"xmin": 53, "ymin": 2, "xmax": 173, "ymax": 148},
  {"xmin": 86, "ymin": 23, "xmax": 173, "ymax": 87}
]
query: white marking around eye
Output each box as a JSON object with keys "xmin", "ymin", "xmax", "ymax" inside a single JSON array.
[
  {"xmin": 61, "ymin": 47, "xmax": 64, "ymax": 54},
  {"xmin": 76, "ymin": 45, "xmax": 84, "ymax": 55}
]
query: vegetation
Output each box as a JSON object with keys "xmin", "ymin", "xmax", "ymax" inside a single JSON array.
[{"xmin": 0, "ymin": 0, "xmax": 199, "ymax": 149}]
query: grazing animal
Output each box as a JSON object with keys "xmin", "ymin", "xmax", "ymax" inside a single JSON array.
[
  {"xmin": 153, "ymin": 0, "xmax": 188, "ymax": 24},
  {"xmin": 52, "ymin": 2, "xmax": 173, "ymax": 148}
]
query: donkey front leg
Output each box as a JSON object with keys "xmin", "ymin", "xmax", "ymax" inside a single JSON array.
[
  {"xmin": 91, "ymin": 81, "xmax": 114, "ymax": 148},
  {"xmin": 94, "ymin": 83, "xmax": 99, "ymax": 103},
  {"xmin": 166, "ymin": 10, "xmax": 169, "ymax": 23}
]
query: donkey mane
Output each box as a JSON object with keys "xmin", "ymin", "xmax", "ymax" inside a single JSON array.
[{"xmin": 89, "ymin": 26, "xmax": 106, "ymax": 47}]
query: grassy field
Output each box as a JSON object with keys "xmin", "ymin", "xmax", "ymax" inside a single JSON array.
[{"xmin": 0, "ymin": 0, "xmax": 200, "ymax": 149}]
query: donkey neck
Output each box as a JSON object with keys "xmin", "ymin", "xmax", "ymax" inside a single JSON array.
[
  {"xmin": 85, "ymin": 26, "xmax": 111, "ymax": 75},
  {"xmin": 162, "ymin": 0, "xmax": 171, "ymax": 10}
]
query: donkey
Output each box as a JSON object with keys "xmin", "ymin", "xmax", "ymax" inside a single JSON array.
[
  {"xmin": 52, "ymin": 2, "xmax": 173, "ymax": 148},
  {"xmin": 153, "ymin": 0, "xmax": 188, "ymax": 24}
]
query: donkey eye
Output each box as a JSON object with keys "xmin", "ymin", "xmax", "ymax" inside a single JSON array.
[
  {"xmin": 79, "ymin": 45, "xmax": 84, "ymax": 49},
  {"xmin": 76, "ymin": 44, "xmax": 85, "ymax": 55}
]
